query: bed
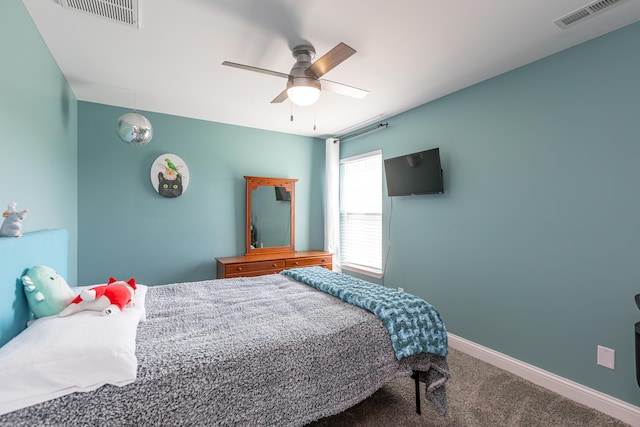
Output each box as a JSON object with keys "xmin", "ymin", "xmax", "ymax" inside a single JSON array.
[{"xmin": 0, "ymin": 230, "xmax": 450, "ymax": 426}]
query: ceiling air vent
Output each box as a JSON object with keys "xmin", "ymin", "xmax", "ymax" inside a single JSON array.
[
  {"xmin": 59, "ymin": 0, "xmax": 139, "ymax": 28},
  {"xmin": 554, "ymin": 0, "xmax": 629, "ymax": 29}
]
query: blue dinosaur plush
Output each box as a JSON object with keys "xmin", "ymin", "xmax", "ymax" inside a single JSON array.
[
  {"xmin": 1, "ymin": 202, "xmax": 28, "ymax": 237},
  {"xmin": 22, "ymin": 265, "xmax": 75, "ymax": 318}
]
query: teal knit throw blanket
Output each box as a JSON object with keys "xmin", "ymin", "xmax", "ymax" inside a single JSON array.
[{"xmin": 282, "ymin": 267, "xmax": 448, "ymax": 359}]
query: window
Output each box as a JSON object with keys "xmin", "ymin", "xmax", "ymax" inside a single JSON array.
[{"xmin": 339, "ymin": 150, "xmax": 382, "ymax": 276}]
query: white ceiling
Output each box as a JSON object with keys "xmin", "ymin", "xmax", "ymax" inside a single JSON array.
[{"xmin": 22, "ymin": 0, "xmax": 640, "ymax": 139}]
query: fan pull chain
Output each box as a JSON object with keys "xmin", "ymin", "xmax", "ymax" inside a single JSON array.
[
  {"xmin": 313, "ymin": 105, "xmax": 317, "ymax": 131},
  {"xmin": 290, "ymin": 102, "xmax": 294, "ymax": 122}
]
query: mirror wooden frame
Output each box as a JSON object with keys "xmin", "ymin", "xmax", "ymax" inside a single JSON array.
[{"xmin": 245, "ymin": 176, "xmax": 297, "ymax": 256}]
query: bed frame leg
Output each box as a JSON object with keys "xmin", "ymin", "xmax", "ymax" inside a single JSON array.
[{"xmin": 412, "ymin": 371, "xmax": 421, "ymax": 415}]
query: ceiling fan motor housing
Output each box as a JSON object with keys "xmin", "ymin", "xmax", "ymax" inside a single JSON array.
[{"xmin": 288, "ymin": 45, "xmax": 321, "ymax": 91}]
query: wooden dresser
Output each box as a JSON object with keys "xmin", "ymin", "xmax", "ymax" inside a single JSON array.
[{"xmin": 216, "ymin": 251, "xmax": 332, "ymax": 279}]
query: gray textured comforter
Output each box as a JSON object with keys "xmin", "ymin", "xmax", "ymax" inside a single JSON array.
[{"xmin": 0, "ymin": 274, "xmax": 449, "ymax": 426}]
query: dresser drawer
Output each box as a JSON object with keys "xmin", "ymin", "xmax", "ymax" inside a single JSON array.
[
  {"xmin": 225, "ymin": 260, "xmax": 285, "ymax": 276},
  {"xmin": 225, "ymin": 268, "xmax": 283, "ymax": 278},
  {"xmin": 285, "ymin": 256, "xmax": 332, "ymax": 269}
]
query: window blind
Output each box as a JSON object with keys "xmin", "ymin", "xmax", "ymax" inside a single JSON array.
[{"xmin": 339, "ymin": 150, "xmax": 382, "ymax": 275}]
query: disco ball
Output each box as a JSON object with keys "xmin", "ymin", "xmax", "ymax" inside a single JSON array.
[{"xmin": 116, "ymin": 112, "xmax": 153, "ymax": 146}]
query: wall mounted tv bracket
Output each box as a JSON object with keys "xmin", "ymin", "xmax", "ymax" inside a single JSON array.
[{"xmin": 635, "ymin": 294, "xmax": 640, "ymax": 387}]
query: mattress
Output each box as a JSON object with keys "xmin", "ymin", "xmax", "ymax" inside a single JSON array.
[{"xmin": 0, "ymin": 273, "xmax": 449, "ymax": 426}]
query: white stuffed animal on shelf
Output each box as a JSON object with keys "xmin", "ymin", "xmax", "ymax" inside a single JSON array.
[{"xmin": 0, "ymin": 201, "xmax": 28, "ymax": 237}]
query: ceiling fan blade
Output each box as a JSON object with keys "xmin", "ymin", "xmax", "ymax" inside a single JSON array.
[
  {"xmin": 221, "ymin": 61, "xmax": 290, "ymax": 79},
  {"xmin": 305, "ymin": 42, "xmax": 356, "ymax": 79},
  {"xmin": 271, "ymin": 88, "xmax": 289, "ymax": 103},
  {"xmin": 320, "ymin": 79, "xmax": 368, "ymax": 99}
]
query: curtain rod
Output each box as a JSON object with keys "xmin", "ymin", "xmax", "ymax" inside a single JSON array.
[{"xmin": 338, "ymin": 122, "xmax": 388, "ymax": 142}]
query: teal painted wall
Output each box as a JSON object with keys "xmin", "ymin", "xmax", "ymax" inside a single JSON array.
[
  {"xmin": 341, "ymin": 22, "xmax": 640, "ymax": 406},
  {"xmin": 77, "ymin": 102, "xmax": 325, "ymax": 285},
  {"xmin": 0, "ymin": 1, "xmax": 78, "ymax": 284}
]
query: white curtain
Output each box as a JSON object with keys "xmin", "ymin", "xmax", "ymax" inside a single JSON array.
[{"xmin": 324, "ymin": 137, "xmax": 341, "ymax": 272}]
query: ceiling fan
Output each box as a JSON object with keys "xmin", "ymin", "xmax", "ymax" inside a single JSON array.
[{"xmin": 222, "ymin": 42, "xmax": 368, "ymax": 107}]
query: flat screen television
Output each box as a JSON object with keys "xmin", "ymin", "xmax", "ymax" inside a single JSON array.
[{"xmin": 384, "ymin": 147, "xmax": 444, "ymax": 196}]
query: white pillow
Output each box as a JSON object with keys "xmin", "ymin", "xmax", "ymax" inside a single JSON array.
[{"xmin": 0, "ymin": 284, "xmax": 147, "ymax": 415}]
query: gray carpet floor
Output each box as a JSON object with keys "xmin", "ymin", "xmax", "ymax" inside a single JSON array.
[{"xmin": 307, "ymin": 347, "xmax": 630, "ymax": 426}]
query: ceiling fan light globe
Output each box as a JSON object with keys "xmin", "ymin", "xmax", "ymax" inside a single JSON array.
[{"xmin": 287, "ymin": 86, "xmax": 320, "ymax": 106}]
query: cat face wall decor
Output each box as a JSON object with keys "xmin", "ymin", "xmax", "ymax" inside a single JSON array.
[
  {"xmin": 150, "ymin": 153, "xmax": 190, "ymax": 198},
  {"xmin": 158, "ymin": 172, "xmax": 183, "ymax": 198}
]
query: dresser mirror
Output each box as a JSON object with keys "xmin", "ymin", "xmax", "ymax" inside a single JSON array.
[{"xmin": 245, "ymin": 176, "xmax": 297, "ymax": 255}]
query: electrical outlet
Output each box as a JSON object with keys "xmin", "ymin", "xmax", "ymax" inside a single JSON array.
[
  {"xmin": 597, "ymin": 345, "xmax": 615, "ymax": 369},
  {"xmin": 397, "ymin": 287, "xmax": 405, "ymax": 292}
]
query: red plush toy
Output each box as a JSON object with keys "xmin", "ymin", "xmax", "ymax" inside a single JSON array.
[{"xmin": 59, "ymin": 277, "xmax": 137, "ymax": 317}]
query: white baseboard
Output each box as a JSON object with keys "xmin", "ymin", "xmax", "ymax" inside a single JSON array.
[{"xmin": 448, "ymin": 333, "xmax": 640, "ymax": 426}]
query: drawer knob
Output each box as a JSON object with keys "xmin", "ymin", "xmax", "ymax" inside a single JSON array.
[
  {"xmin": 272, "ymin": 263, "xmax": 277, "ymax": 267},
  {"xmin": 294, "ymin": 261, "xmax": 299, "ymax": 265},
  {"xmin": 236, "ymin": 267, "xmax": 243, "ymax": 271}
]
